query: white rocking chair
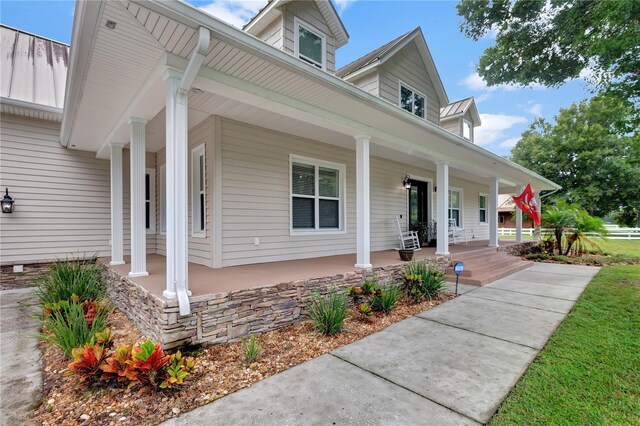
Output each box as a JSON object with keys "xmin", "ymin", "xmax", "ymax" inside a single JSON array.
[
  {"xmin": 448, "ymin": 218, "xmax": 468, "ymax": 244},
  {"xmin": 396, "ymin": 216, "xmax": 421, "ymax": 250}
]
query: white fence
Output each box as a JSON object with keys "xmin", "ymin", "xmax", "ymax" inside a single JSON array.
[{"xmin": 499, "ymin": 227, "xmax": 640, "ymax": 240}]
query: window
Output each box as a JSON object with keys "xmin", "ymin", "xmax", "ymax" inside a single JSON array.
[
  {"xmin": 499, "ymin": 214, "xmax": 505, "ymax": 224},
  {"xmin": 159, "ymin": 165, "xmax": 166, "ymax": 234},
  {"xmin": 290, "ymin": 155, "xmax": 345, "ymax": 234},
  {"xmin": 399, "ymin": 82, "xmax": 426, "ymax": 119},
  {"xmin": 448, "ymin": 189, "xmax": 461, "ymax": 226},
  {"xmin": 294, "ymin": 17, "xmax": 325, "ymax": 70},
  {"xmin": 145, "ymin": 169, "xmax": 155, "ymax": 233},
  {"xmin": 191, "ymin": 144, "xmax": 205, "ymax": 237},
  {"xmin": 479, "ymin": 194, "xmax": 487, "ymax": 223},
  {"xmin": 463, "ymin": 119, "xmax": 473, "ymax": 141}
]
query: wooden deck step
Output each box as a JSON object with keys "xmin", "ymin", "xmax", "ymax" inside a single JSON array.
[{"xmin": 446, "ymin": 247, "xmax": 533, "ymax": 286}]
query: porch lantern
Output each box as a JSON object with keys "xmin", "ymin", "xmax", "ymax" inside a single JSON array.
[
  {"xmin": 403, "ymin": 174, "xmax": 412, "ymax": 189},
  {"xmin": 1, "ymin": 188, "xmax": 14, "ymax": 213}
]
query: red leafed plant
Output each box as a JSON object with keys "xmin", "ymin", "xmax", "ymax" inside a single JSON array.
[
  {"xmin": 130, "ymin": 339, "xmax": 171, "ymax": 386},
  {"xmin": 66, "ymin": 343, "xmax": 109, "ymax": 384},
  {"xmin": 100, "ymin": 344, "xmax": 137, "ymax": 382}
]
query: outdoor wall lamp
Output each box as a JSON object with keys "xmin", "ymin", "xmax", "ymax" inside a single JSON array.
[
  {"xmin": 1, "ymin": 188, "xmax": 14, "ymax": 213},
  {"xmin": 402, "ymin": 174, "xmax": 412, "ymax": 189}
]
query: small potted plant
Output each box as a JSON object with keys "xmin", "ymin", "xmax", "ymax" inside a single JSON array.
[{"xmin": 399, "ymin": 248, "xmax": 415, "ymax": 261}]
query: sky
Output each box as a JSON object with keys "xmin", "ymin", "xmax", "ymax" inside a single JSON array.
[{"xmin": 1, "ymin": 0, "xmax": 595, "ymax": 156}]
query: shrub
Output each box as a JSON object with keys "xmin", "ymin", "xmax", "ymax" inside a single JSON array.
[
  {"xmin": 40, "ymin": 299, "xmax": 113, "ymax": 358},
  {"xmin": 130, "ymin": 339, "xmax": 171, "ymax": 387},
  {"xmin": 161, "ymin": 350, "xmax": 196, "ymax": 389},
  {"xmin": 35, "ymin": 256, "xmax": 105, "ymax": 305},
  {"xmin": 361, "ymin": 279, "xmax": 381, "ymax": 296},
  {"xmin": 525, "ymin": 253, "xmax": 550, "ymax": 261},
  {"xmin": 100, "ymin": 344, "xmax": 137, "ymax": 383},
  {"xmin": 241, "ymin": 335, "xmax": 264, "ymax": 366},
  {"xmin": 357, "ymin": 302, "xmax": 373, "ymax": 317},
  {"xmin": 66, "ymin": 343, "xmax": 109, "ymax": 385},
  {"xmin": 371, "ymin": 284, "xmax": 400, "ymax": 313},
  {"xmin": 307, "ymin": 290, "xmax": 348, "ymax": 335},
  {"xmin": 402, "ymin": 260, "xmax": 445, "ymax": 301}
]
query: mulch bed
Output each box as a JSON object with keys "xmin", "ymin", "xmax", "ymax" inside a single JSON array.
[{"xmin": 31, "ymin": 293, "xmax": 454, "ymax": 426}]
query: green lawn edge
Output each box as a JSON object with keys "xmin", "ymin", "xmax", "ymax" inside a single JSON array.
[{"xmin": 490, "ymin": 265, "xmax": 640, "ymax": 425}]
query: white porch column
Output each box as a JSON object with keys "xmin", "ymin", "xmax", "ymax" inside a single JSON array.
[
  {"xmin": 489, "ymin": 177, "xmax": 500, "ymax": 248},
  {"xmin": 129, "ymin": 118, "xmax": 149, "ymax": 277},
  {"xmin": 355, "ymin": 135, "xmax": 371, "ymax": 268},
  {"xmin": 515, "ymin": 186, "xmax": 523, "ymax": 243},
  {"xmin": 436, "ymin": 161, "xmax": 449, "ymax": 256},
  {"xmin": 163, "ymin": 71, "xmax": 190, "ymax": 300},
  {"xmin": 109, "ymin": 143, "xmax": 125, "ymax": 265}
]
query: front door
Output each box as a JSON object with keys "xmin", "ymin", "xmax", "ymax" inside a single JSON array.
[{"xmin": 408, "ymin": 180, "xmax": 429, "ymax": 229}]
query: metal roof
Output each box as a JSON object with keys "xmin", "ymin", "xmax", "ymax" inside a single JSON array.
[
  {"xmin": 335, "ymin": 30, "xmax": 412, "ymax": 78},
  {"xmin": 440, "ymin": 96, "xmax": 481, "ymax": 125},
  {"xmin": 0, "ymin": 25, "xmax": 69, "ymax": 115}
]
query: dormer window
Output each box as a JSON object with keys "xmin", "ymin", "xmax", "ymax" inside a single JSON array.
[
  {"xmin": 399, "ymin": 82, "xmax": 426, "ymax": 119},
  {"xmin": 294, "ymin": 17, "xmax": 326, "ymax": 70},
  {"xmin": 463, "ymin": 119, "xmax": 473, "ymax": 142}
]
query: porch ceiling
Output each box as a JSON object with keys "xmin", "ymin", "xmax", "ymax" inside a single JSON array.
[{"xmin": 63, "ymin": 0, "xmax": 559, "ymax": 193}]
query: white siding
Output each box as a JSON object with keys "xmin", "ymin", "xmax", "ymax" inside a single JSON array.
[
  {"xmin": 155, "ymin": 118, "xmax": 214, "ymax": 267},
  {"xmin": 256, "ymin": 14, "xmax": 283, "ymax": 49},
  {"xmin": 282, "ymin": 1, "xmax": 337, "ymax": 73},
  {"xmin": 220, "ymin": 118, "xmax": 356, "ymax": 266},
  {"xmin": 350, "ymin": 72, "xmax": 379, "ymax": 96},
  {"xmin": 378, "ymin": 42, "xmax": 441, "ymax": 125}
]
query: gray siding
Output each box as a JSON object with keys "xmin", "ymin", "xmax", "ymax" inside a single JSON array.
[
  {"xmin": 256, "ymin": 14, "xmax": 283, "ymax": 49},
  {"xmin": 378, "ymin": 42, "xmax": 441, "ymax": 125},
  {"xmin": 220, "ymin": 118, "xmax": 356, "ymax": 266},
  {"xmin": 155, "ymin": 117, "xmax": 214, "ymax": 267},
  {"xmin": 440, "ymin": 117, "xmax": 461, "ymax": 136},
  {"xmin": 282, "ymin": 1, "xmax": 336, "ymax": 73},
  {"xmin": 350, "ymin": 72, "xmax": 378, "ymax": 96}
]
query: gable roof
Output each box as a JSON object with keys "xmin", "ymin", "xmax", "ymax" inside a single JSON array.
[
  {"xmin": 440, "ymin": 97, "xmax": 481, "ymax": 126},
  {"xmin": 0, "ymin": 24, "xmax": 68, "ymax": 121},
  {"xmin": 336, "ymin": 27, "xmax": 448, "ymax": 106},
  {"xmin": 244, "ymin": 0, "xmax": 349, "ymax": 48}
]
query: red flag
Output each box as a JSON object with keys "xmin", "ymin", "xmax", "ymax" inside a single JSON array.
[{"xmin": 513, "ymin": 184, "xmax": 541, "ymax": 226}]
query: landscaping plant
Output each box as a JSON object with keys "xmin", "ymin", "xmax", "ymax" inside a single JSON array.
[
  {"xmin": 371, "ymin": 284, "xmax": 400, "ymax": 313},
  {"xmin": 35, "ymin": 256, "xmax": 105, "ymax": 305},
  {"xmin": 307, "ymin": 289, "xmax": 348, "ymax": 335},
  {"xmin": 241, "ymin": 335, "xmax": 264, "ymax": 366},
  {"xmin": 402, "ymin": 260, "xmax": 445, "ymax": 300}
]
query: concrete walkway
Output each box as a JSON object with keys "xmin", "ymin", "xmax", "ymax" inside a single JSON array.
[
  {"xmin": 165, "ymin": 263, "xmax": 600, "ymax": 425},
  {"xmin": 0, "ymin": 288, "xmax": 42, "ymax": 425}
]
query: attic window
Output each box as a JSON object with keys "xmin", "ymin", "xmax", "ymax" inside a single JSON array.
[
  {"xmin": 463, "ymin": 119, "xmax": 473, "ymax": 141},
  {"xmin": 294, "ymin": 17, "xmax": 326, "ymax": 70},
  {"xmin": 399, "ymin": 83, "xmax": 426, "ymax": 119}
]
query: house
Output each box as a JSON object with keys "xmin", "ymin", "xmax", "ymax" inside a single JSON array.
[
  {"xmin": 498, "ymin": 194, "xmax": 534, "ymax": 228},
  {"xmin": 0, "ymin": 0, "xmax": 557, "ymax": 346}
]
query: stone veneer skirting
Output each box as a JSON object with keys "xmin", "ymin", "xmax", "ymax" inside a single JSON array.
[
  {"xmin": 499, "ymin": 241, "xmax": 540, "ymax": 256},
  {"xmin": 104, "ymin": 256, "xmax": 449, "ymax": 349},
  {"xmin": 1, "ymin": 262, "xmax": 51, "ymax": 290}
]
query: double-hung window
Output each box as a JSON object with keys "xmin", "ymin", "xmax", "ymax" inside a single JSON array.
[
  {"xmin": 448, "ymin": 189, "xmax": 462, "ymax": 227},
  {"xmin": 294, "ymin": 17, "xmax": 326, "ymax": 70},
  {"xmin": 479, "ymin": 194, "xmax": 487, "ymax": 223},
  {"xmin": 145, "ymin": 169, "xmax": 155, "ymax": 233},
  {"xmin": 291, "ymin": 156, "xmax": 345, "ymax": 234},
  {"xmin": 191, "ymin": 144, "xmax": 205, "ymax": 237},
  {"xmin": 399, "ymin": 82, "xmax": 426, "ymax": 119},
  {"xmin": 463, "ymin": 119, "xmax": 473, "ymax": 142}
]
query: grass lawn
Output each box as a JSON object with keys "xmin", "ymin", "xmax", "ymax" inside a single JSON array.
[
  {"xmin": 593, "ymin": 238, "xmax": 640, "ymax": 256},
  {"xmin": 490, "ymin": 265, "xmax": 640, "ymax": 425}
]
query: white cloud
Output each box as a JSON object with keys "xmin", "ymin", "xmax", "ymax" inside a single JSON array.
[
  {"xmin": 525, "ymin": 102, "xmax": 543, "ymax": 118},
  {"xmin": 499, "ymin": 137, "xmax": 521, "ymax": 149},
  {"xmin": 335, "ymin": 0, "xmax": 357, "ymax": 14},
  {"xmin": 199, "ymin": 1, "xmax": 268, "ymax": 28},
  {"xmin": 480, "ymin": 24, "xmax": 499, "ymax": 40},
  {"xmin": 474, "ymin": 113, "xmax": 527, "ymax": 147},
  {"xmin": 460, "ymin": 72, "xmax": 545, "ymax": 92}
]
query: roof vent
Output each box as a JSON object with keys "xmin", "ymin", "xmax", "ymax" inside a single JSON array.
[{"xmin": 105, "ymin": 20, "xmax": 117, "ymax": 30}]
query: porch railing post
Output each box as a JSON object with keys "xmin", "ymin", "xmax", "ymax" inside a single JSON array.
[
  {"xmin": 355, "ymin": 135, "xmax": 372, "ymax": 268},
  {"xmin": 128, "ymin": 118, "xmax": 149, "ymax": 277},
  {"xmin": 489, "ymin": 177, "xmax": 499, "ymax": 248},
  {"xmin": 435, "ymin": 161, "xmax": 449, "ymax": 256},
  {"xmin": 109, "ymin": 143, "xmax": 125, "ymax": 265}
]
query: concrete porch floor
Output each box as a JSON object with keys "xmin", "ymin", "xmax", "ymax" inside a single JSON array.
[{"xmin": 109, "ymin": 240, "xmax": 517, "ymax": 297}]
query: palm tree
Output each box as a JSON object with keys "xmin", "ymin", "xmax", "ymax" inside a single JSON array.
[
  {"xmin": 541, "ymin": 201, "xmax": 576, "ymax": 255},
  {"xmin": 564, "ymin": 209, "xmax": 608, "ymax": 255}
]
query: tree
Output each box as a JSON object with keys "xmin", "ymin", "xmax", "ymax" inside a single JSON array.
[
  {"xmin": 457, "ymin": 0, "xmax": 640, "ymax": 110},
  {"xmin": 541, "ymin": 201, "xmax": 607, "ymax": 256},
  {"xmin": 510, "ymin": 94, "xmax": 640, "ymax": 222},
  {"xmin": 541, "ymin": 201, "xmax": 575, "ymax": 255}
]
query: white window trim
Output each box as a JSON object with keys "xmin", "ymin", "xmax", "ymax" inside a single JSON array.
[
  {"xmin": 478, "ymin": 192, "xmax": 488, "ymax": 224},
  {"xmin": 398, "ymin": 80, "xmax": 427, "ymax": 120},
  {"xmin": 145, "ymin": 168, "xmax": 156, "ymax": 234},
  {"xmin": 448, "ymin": 186, "xmax": 463, "ymax": 227},
  {"xmin": 289, "ymin": 154, "xmax": 347, "ymax": 236},
  {"xmin": 294, "ymin": 17, "xmax": 327, "ymax": 71},
  {"xmin": 462, "ymin": 118, "xmax": 473, "ymax": 142},
  {"xmin": 191, "ymin": 144, "xmax": 206, "ymax": 238},
  {"xmin": 159, "ymin": 164, "xmax": 166, "ymax": 235}
]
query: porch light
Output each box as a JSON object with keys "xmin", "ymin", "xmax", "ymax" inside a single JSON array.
[
  {"xmin": 403, "ymin": 175, "xmax": 412, "ymax": 189},
  {"xmin": 1, "ymin": 188, "xmax": 14, "ymax": 213}
]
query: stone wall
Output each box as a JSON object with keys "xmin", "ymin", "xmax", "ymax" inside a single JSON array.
[
  {"xmin": 105, "ymin": 257, "xmax": 448, "ymax": 349},
  {"xmin": 0, "ymin": 262, "xmax": 51, "ymax": 290},
  {"xmin": 499, "ymin": 241, "xmax": 540, "ymax": 257}
]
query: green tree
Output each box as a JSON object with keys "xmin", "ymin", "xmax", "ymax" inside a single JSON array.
[
  {"xmin": 510, "ymin": 94, "xmax": 640, "ymax": 222},
  {"xmin": 542, "ymin": 201, "xmax": 575, "ymax": 255},
  {"xmin": 457, "ymin": 0, "xmax": 640, "ymax": 108}
]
